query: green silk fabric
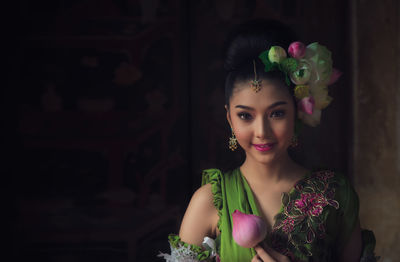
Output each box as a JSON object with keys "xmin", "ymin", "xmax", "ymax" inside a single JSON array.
[
  {"xmin": 202, "ymin": 168, "xmax": 259, "ymax": 261},
  {"xmin": 201, "ymin": 168, "xmax": 371, "ymax": 262}
]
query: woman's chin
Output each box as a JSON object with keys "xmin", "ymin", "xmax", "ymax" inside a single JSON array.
[{"xmin": 245, "ymin": 146, "xmax": 288, "ymax": 165}]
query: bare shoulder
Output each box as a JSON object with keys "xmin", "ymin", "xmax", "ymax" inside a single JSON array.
[
  {"xmin": 178, "ymin": 184, "xmax": 219, "ymax": 245},
  {"xmin": 193, "ymin": 183, "xmax": 214, "ymax": 203}
]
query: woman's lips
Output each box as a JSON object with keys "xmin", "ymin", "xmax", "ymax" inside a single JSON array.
[{"xmin": 253, "ymin": 143, "xmax": 275, "ymax": 152}]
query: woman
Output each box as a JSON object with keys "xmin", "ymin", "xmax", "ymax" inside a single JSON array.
[{"xmin": 159, "ymin": 20, "xmax": 378, "ymax": 262}]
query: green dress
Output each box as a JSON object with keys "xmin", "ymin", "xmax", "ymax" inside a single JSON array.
[{"xmin": 164, "ymin": 168, "xmax": 378, "ymax": 262}]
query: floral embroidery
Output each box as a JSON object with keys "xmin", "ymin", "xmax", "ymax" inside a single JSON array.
[
  {"xmin": 282, "ymin": 217, "xmax": 296, "ymax": 234},
  {"xmin": 294, "ymin": 192, "xmax": 328, "ymax": 217},
  {"xmin": 270, "ymin": 170, "xmax": 339, "ymax": 260}
]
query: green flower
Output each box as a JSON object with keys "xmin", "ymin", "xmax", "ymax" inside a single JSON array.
[
  {"xmin": 280, "ymin": 58, "xmax": 298, "ymax": 73},
  {"xmin": 290, "ymin": 59, "xmax": 312, "ymax": 85},
  {"xmin": 268, "ymin": 46, "xmax": 287, "ymax": 64}
]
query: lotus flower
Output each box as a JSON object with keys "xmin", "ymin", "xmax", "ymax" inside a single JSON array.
[
  {"xmin": 290, "ymin": 59, "xmax": 312, "ymax": 85},
  {"xmin": 232, "ymin": 210, "xmax": 267, "ymax": 248},
  {"xmin": 327, "ymin": 68, "xmax": 342, "ymax": 85},
  {"xmin": 298, "ymin": 96, "xmax": 315, "ymax": 115},
  {"xmin": 268, "ymin": 46, "xmax": 287, "ymax": 64},
  {"xmin": 288, "ymin": 41, "xmax": 306, "ymax": 59},
  {"xmin": 304, "ymin": 43, "xmax": 333, "ymax": 85},
  {"xmin": 294, "ymin": 85, "xmax": 310, "ymax": 100},
  {"xmin": 310, "ymin": 84, "xmax": 332, "ymax": 110}
]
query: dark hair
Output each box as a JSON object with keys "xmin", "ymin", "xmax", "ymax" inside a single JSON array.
[{"xmin": 223, "ymin": 19, "xmax": 298, "ymax": 106}]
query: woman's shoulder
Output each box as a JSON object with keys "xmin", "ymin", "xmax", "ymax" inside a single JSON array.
[
  {"xmin": 179, "ymin": 183, "xmax": 220, "ymax": 245},
  {"xmin": 189, "ymin": 166, "xmax": 236, "ymax": 216},
  {"xmin": 189, "ymin": 183, "xmax": 216, "ymax": 214}
]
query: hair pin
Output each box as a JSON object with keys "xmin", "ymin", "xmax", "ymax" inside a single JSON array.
[{"xmin": 250, "ymin": 60, "xmax": 262, "ymax": 92}]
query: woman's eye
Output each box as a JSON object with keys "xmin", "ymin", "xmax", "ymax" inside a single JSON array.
[
  {"xmin": 270, "ymin": 110, "xmax": 285, "ymax": 118},
  {"xmin": 237, "ymin": 112, "xmax": 252, "ymax": 120}
]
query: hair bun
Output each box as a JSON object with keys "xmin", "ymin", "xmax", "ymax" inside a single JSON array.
[{"xmin": 223, "ymin": 19, "xmax": 297, "ymax": 72}]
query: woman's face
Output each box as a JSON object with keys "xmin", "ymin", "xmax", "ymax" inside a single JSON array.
[{"xmin": 226, "ymin": 79, "xmax": 296, "ymax": 165}]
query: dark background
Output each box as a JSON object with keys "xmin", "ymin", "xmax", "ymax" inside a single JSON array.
[{"xmin": 5, "ymin": 0, "xmax": 354, "ymax": 261}]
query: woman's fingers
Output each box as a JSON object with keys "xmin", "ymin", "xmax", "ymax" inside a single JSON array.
[
  {"xmin": 251, "ymin": 254, "xmax": 264, "ymax": 262},
  {"xmin": 254, "ymin": 245, "xmax": 276, "ymax": 262},
  {"xmin": 263, "ymin": 246, "xmax": 291, "ymax": 262},
  {"xmin": 254, "ymin": 244, "xmax": 291, "ymax": 262}
]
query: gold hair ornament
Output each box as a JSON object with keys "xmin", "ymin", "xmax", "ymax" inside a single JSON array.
[{"xmin": 250, "ymin": 60, "xmax": 262, "ymax": 92}]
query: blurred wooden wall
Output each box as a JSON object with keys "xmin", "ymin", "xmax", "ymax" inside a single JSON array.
[{"xmin": 351, "ymin": 0, "xmax": 400, "ymax": 261}]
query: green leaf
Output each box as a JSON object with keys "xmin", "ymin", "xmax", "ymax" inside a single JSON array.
[
  {"xmin": 281, "ymin": 192, "xmax": 290, "ymax": 206},
  {"xmin": 285, "ymin": 75, "xmax": 291, "ymax": 86},
  {"xmin": 258, "ymin": 50, "xmax": 270, "ymax": 65},
  {"xmin": 259, "ymin": 50, "xmax": 280, "ymax": 72}
]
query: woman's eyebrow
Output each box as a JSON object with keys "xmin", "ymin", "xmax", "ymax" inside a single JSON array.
[
  {"xmin": 267, "ymin": 101, "xmax": 287, "ymax": 109},
  {"xmin": 235, "ymin": 101, "xmax": 287, "ymax": 110},
  {"xmin": 235, "ymin": 105, "xmax": 254, "ymax": 110}
]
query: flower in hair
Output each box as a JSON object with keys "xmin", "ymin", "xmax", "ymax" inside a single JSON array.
[
  {"xmin": 259, "ymin": 47, "xmax": 298, "ymax": 86},
  {"xmin": 288, "ymin": 41, "xmax": 306, "ymax": 59},
  {"xmin": 305, "ymin": 43, "xmax": 333, "ymax": 85},
  {"xmin": 290, "ymin": 60, "xmax": 312, "ymax": 85},
  {"xmin": 258, "ymin": 41, "xmax": 342, "ymax": 127},
  {"xmin": 268, "ymin": 46, "xmax": 287, "ymax": 63},
  {"xmin": 298, "ymin": 96, "xmax": 315, "ymax": 115}
]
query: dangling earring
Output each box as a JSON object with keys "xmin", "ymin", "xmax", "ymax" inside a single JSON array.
[
  {"xmin": 290, "ymin": 134, "xmax": 299, "ymax": 148},
  {"xmin": 229, "ymin": 128, "xmax": 238, "ymax": 151}
]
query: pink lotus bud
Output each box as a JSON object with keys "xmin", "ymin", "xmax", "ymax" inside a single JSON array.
[
  {"xmin": 327, "ymin": 68, "xmax": 342, "ymax": 85},
  {"xmin": 232, "ymin": 210, "xmax": 267, "ymax": 248},
  {"xmin": 298, "ymin": 96, "xmax": 315, "ymax": 115},
  {"xmin": 288, "ymin": 42, "xmax": 306, "ymax": 59}
]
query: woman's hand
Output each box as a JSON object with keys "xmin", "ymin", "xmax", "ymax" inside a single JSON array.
[{"xmin": 251, "ymin": 245, "xmax": 291, "ymax": 262}]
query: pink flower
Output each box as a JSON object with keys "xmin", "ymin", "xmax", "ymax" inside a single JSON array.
[
  {"xmin": 294, "ymin": 193, "xmax": 326, "ymax": 217},
  {"xmin": 298, "ymin": 96, "xmax": 315, "ymax": 115},
  {"xmin": 288, "ymin": 42, "xmax": 306, "ymax": 59},
  {"xmin": 282, "ymin": 217, "xmax": 295, "ymax": 233},
  {"xmin": 232, "ymin": 210, "xmax": 267, "ymax": 248},
  {"xmin": 327, "ymin": 68, "xmax": 342, "ymax": 85}
]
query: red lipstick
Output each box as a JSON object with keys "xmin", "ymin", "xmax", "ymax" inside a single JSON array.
[{"xmin": 253, "ymin": 143, "xmax": 275, "ymax": 152}]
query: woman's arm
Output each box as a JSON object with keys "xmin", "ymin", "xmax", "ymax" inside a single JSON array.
[
  {"xmin": 339, "ymin": 220, "xmax": 362, "ymax": 262},
  {"xmin": 179, "ymin": 184, "xmax": 220, "ymax": 246}
]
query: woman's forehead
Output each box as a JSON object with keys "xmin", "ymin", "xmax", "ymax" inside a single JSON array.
[{"xmin": 230, "ymin": 80, "xmax": 292, "ymax": 107}]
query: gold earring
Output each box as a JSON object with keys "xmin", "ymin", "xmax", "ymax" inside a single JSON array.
[
  {"xmin": 290, "ymin": 135, "xmax": 298, "ymax": 148},
  {"xmin": 229, "ymin": 128, "xmax": 238, "ymax": 151}
]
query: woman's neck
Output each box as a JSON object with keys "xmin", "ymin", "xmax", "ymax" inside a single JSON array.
[{"xmin": 240, "ymin": 152, "xmax": 305, "ymax": 186}]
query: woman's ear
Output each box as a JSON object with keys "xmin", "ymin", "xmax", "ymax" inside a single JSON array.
[{"xmin": 225, "ymin": 105, "xmax": 232, "ymax": 127}]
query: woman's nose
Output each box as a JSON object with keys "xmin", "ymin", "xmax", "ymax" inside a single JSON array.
[{"xmin": 254, "ymin": 117, "xmax": 272, "ymax": 139}]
